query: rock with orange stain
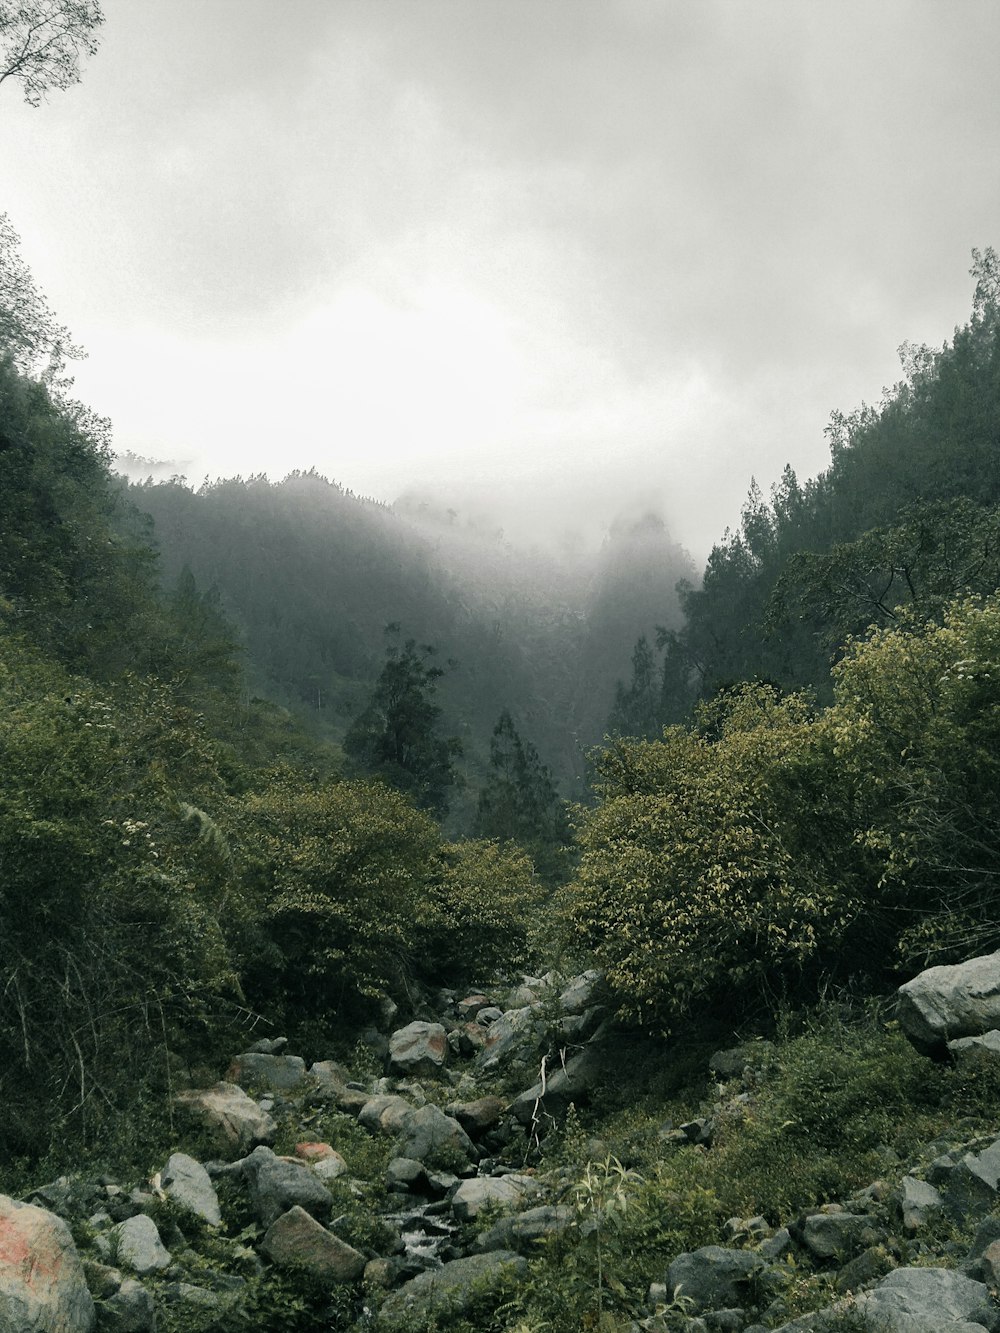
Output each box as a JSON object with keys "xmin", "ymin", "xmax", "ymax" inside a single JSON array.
[{"xmin": 0, "ymin": 1194, "xmax": 95, "ymax": 1331}]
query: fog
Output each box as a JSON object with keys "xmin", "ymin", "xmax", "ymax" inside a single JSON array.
[{"xmin": 4, "ymin": 1, "xmax": 1000, "ymax": 565}]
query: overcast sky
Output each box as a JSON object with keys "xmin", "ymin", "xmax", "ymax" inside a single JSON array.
[{"xmin": 2, "ymin": 0, "xmax": 999, "ymax": 560}]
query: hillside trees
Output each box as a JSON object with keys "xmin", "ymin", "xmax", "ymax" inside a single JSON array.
[
  {"xmin": 474, "ymin": 708, "xmax": 572, "ymax": 883},
  {"xmin": 566, "ymin": 595, "xmax": 1000, "ymax": 1030},
  {"xmin": 344, "ymin": 629, "xmax": 462, "ymax": 817}
]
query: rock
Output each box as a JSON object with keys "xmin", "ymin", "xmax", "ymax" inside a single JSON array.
[
  {"xmin": 945, "ymin": 1138, "xmax": 1000, "ymax": 1221},
  {"xmin": 379, "ymin": 1250, "xmax": 528, "ymax": 1318},
  {"xmin": 899, "ymin": 1176, "xmax": 944, "ymax": 1232},
  {"xmin": 387, "ymin": 1158, "xmax": 428, "ymax": 1191},
  {"xmin": 835, "ymin": 1245, "xmax": 896, "ymax": 1295},
  {"xmin": 0, "ymin": 1195, "xmax": 96, "ymax": 1332},
  {"xmin": 226, "ymin": 1051, "xmax": 307, "ymax": 1092},
  {"xmin": 475, "ymin": 1006, "xmax": 540, "ymax": 1070},
  {"xmin": 457, "ymin": 994, "xmax": 491, "ymax": 1019},
  {"xmin": 388, "ymin": 1022, "xmax": 449, "ymax": 1078},
  {"xmin": 260, "ymin": 1206, "xmax": 365, "ymax": 1283},
  {"xmin": 160, "ymin": 1152, "xmax": 222, "ymax": 1227},
  {"xmin": 559, "ymin": 969, "xmax": 604, "ymax": 1015},
  {"xmin": 948, "ymin": 1030, "xmax": 1000, "ymax": 1064},
  {"xmin": 450, "ymin": 1175, "xmax": 537, "ymax": 1222},
  {"xmin": 855, "ymin": 1265, "xmax": 992, "ymax": 1330},
  {"xmin": 395, "ymin": 1105, "xmax": 476, "ymax": 1167},
  {"xmin": 510, "ymin": 1048, "xmax": 603, "ymax": 1125},
  {"xmin": 447, "ymin": 1096, "xmax": 506, "ymax": 1135},
  {"xmin": 666, "ymin": 1246, "xmax": 766, "ymax": 1314},
  {"xmin": 247, "ymin": 1036, "xmax": 288, "ymax": 1055},
  {"xmin": 359, "ymin": 1094, "xmax": 415, "ymax": 1137},
  {"xmin": 307, "ymin": 1061, "xmax": 351, "ymax": 1102},
  {"xmin": 96, "ymin": 1278, "xmax": 155, "ymax": 1332},
  {"xmin": 898, "ymin": 951, "xmax": 1000, "ymax": 1056},
  {"xmin": 312, "ymin": 1153, "xmax": 349, "ymax": 1183},
  {"xmin": 243, "ymin": 1146, "xmax": 334, "ymax": 1229},
  {"xmin": 174, "ymin": 1082, "xmax": 277, "ymax": 1157},
  {"xmin": 798, "ymin": 1212, "xmax": 875, "ymax": 1262},
  {"xmin": 477, "ymin": 1007, "xmax": 504, "ymax": 1025},
  {"xmin": 476, "ymin": 1205, "xmax": 573, "ymax": 1253},
  {"xmin": 110, "ymin": 1214, "xmax": 171, "ymax": 1276}
]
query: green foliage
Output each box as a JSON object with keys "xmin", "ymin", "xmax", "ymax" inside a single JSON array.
[
  {"xmin": 566, "ymin": 684, "xmax": 848, "ymax": 1028},
  {"xmin": 419, "ymin": 837, "xmax": 544, "ymax": 986},
  {"xmin": 475, "ymin": 709, "xmax": 573, "ymax": 884},
  {"xmin": 232, "ymin": 774, "xmax": 441, "ymax": 1019},
  {"xmin": 345, "ymin": 629, "xmax": 462, "ymax": 816}
]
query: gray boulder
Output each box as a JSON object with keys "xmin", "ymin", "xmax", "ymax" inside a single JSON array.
[
  {"xmin": 510, "ymin": 1047, "xmax": 603, "ymax": 1125},
  {"xmin": 446, "ymin": 1096, "xmax": 506, "ymax": 1134},
  {"xmin": 0, "ymin": 1195, "xmax": 95, "ymax": 1332},
  {"xmin": 798, "ymin": 1212, "xmax": 876, "ymax": 1262},
  {"xmin": 307, "ymin": 1060, "xmax": 351, "ymax": 1102},
  {"xmin": 559, "ymin": 969, "xmax": 604, "ymax": 1015},
  {"xmin": 173, "ymin": 1082, "xmax": 277, "ymax": 1157},
  {"xmin": 160, "ymin": 1152, "xmax": 222, "ymax": 1227},
  {"xmin": 898, "ymin": 952, "xmax": 1000, "ymax": 1055},
  {"xmin": 358, "ymin": 1094, "xmax": 415, "ymax": 1137},
  {"xmin": 110, "ymin": 1215, "xmax": 171, "ymax": 1276},
  {"xmin": 242, "ymin": 1146, "xmax": 334, "ymax": 1228},
  {"xmin": 899, "ymin": 1176, "xmax": 944, "ymax": 1232},
  {"xmin": 260, "ymin": 1206, "xmax": 365, "ymax": 1283},
  {"xmin": 388, "ymin": 1022, "xmax": 448, "ymax": 1077},
  {"xmin": 945, "ymin": 1138, "xmax": 1000, "ymax": 1221},
  {"xmin": 395, "ymin": 1104, "xmax": 476, "ymax": 1166},
  {"xmin": 666, "ymin": 1245, "xmax": 766, "ymax": 1314},
  {"xmin": 855, "ymin": 1265, "xmax": 993, "ymax": 1330},
  {"xmin": 476, "ymin": 1204, "xmax": 573, "ymax": 1253},
  {"xmin": 380, "ymin": 1250, "xmax": 528, "ymax": 1319},
  {"xmin": 96, "ymin": 1278, "xmax": 155, "ymax": 1332},
  {"xmin": 450, "ymin": 1175, "xmax": 537, "ymax": 1222},
  {"xmin": 226, "ymin": 1051, "xmax": 307, "ymax": 1092},
  {"xmin": 949, "ymin": 1031, "xmax": 1000, "ymax": 1065}
]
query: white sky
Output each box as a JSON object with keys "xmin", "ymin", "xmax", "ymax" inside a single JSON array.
[{"xmin": 2, "ymin": 0, "xmax": 999, "ymax": 560}]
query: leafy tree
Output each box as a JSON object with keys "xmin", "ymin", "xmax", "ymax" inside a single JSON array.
[
  {"xmin": 0, "ymin": 0, "xmax": 103, "ymax": 106},
  {"xmin": 567, "ymin": 685, "xmax": 847, "ymax": 1030},
  {"xmin": 608, "ymin": 634, "xmax": 663, "ymax": 739},
  {"xmin": 475, "ymin": 708, "xmax": 572, "ymax": 882},
  {"xmin": 344, "ymin": 628, "xmax": 462, "ymax": 816}
]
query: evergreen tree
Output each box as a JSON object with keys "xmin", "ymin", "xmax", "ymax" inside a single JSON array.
[
  {"xmin": 475, "ymin": 708, "xmax": 571, "ymax": 883},
  {"xmin": 608, "ymin": 635, "xmax": 662, "ymax": 739},
  {"xmin": 343, "ymin": 628, "xmax": 461, "ymax": 817}
]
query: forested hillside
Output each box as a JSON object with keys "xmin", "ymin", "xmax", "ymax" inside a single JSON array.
[{"xmin": 120, "ymin": 464, "xmax": 695, "ymax": 812}]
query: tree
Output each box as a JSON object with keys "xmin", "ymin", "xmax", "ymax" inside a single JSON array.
[
  {"xmin": 344, "ymin": 628, "xmax": 461, "ymax": 817},
  {"xmin": 475, "ymin": 708, "xmax": 571, "ymax": 882},
  {"xmin": 608, "ymin": 635, "xmax": 662, "ymax": 739},
  {"xmin": 0, "ymin": 0, "xmax": 103, "ymax": 106},
  {"xmin": 0, "ymin": 211, "xmax": 83, "ymax": 378}
]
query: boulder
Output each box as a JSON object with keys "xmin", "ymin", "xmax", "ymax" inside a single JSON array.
[
  {"xmin": 898, "ymin": 951, "xmax": 1000, "ymax": 1056},
  {"xmin": 949, "ymin": 1031, "xmax": 1000, "ymax": 1065},
  {"xmin": 855, "ymin": 1265, "xmax": 992, "ymax": 1330},
  {"xmin": 160, "ymin": 1152, "xmax": 222, "ymax": 1227},
  {"xmin": 450, "ymin": 1175, "xmax": 537, "ymax": 1222},
  {"xmin": 476, "ymin": 1204, "xmax": 573, "ymax": 1253},
  {"xmin": 307, "ymin": 1060, "xmax": 351, "ymax": 1102},
  {"xmin": 899, "ymin": 1176, "xmax": 944, "ymax": 1232},
  {"xmin": 173, "ymin": 1082, "xmax": 277, "ymax": 1157},
  {"xmin": 945, "ymin": 1139, "xmax": 1000, "ymax": 1221},
  {"xmin": 798, "ymin": 1212, "xmax": 876, "ymax": 1262},
  {"xmin": 96, "ymin": 1278, "xmax": 155, "ymax": 1332},
  {"xmin": 260, "ymin": 1206, "xmax": 365, "ymax": 1284},
  {"xmin": 110, "ymin": 1215, "xmax": 171, "ymax": 1276},
  {"xmin": 558, "ymin": 969, "xmax": 604, "ymax": 1015},
  {"xmin": 447, "ymin": 1096, "xmax": 506, "ymax": 1135},
  {"xmin": 395, "ymin": 1104, "xmax": 476, "ymax": 1167},
  {"xmin": 666, "ymin": 1245, "xmax": 766, "ymax": 1314},
  {"xmin": 510, "ymin": 1047, "xmax": 603, "ymax": 1125},
  {"xmin": 242, "ymin": 1146, "xmax": 334, "ymax": 1229},
  {"xmin": 358, "ymin": 1095, "xmax": 415, "ymax": 1137},
  {"xmin": 388, "ymin": 1022, "xmax": 448, "ymax": 1078},
  {"xmin": 312, "ymin": 1152, "xmax": 349, "ymax": 1183},
  {"xmin": 226, "ymin": 1051, "xmax": 307, "ymax": 1092},
  {"xmin": 475, "ymin": 1006, "xmax": 540, "ymax": 1071},
  {"xmin": 0, "ymin": 1195, "xmax": 95, "ymax": 1332},
  {"xmin": 379, "ymin": 1250, "xmax": 528, "ymax": 1319}
]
